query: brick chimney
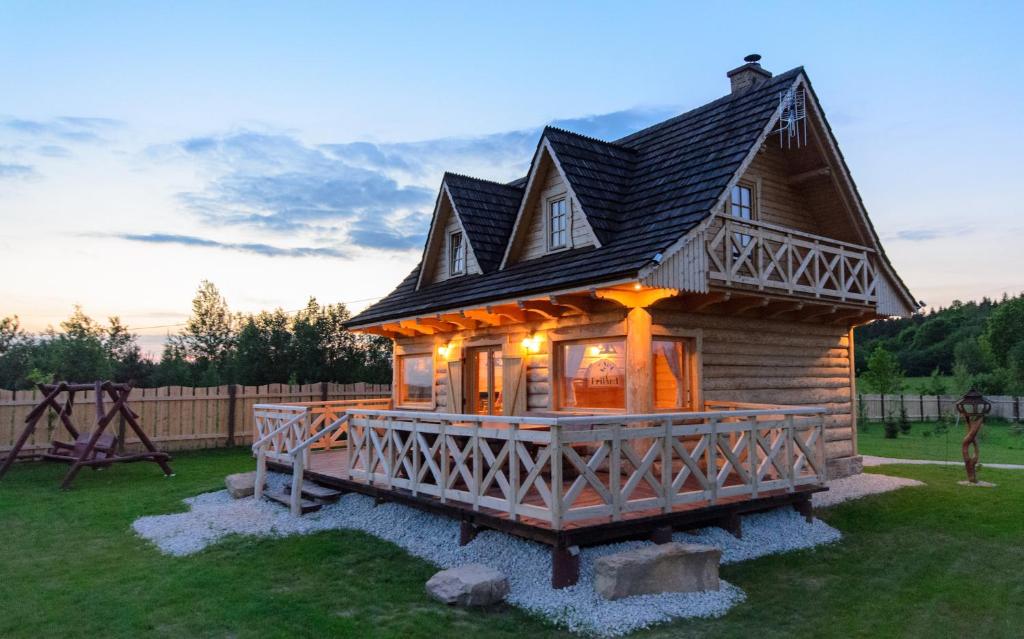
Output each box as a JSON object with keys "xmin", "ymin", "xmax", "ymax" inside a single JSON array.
[{"xmin": 727, "ymin": 54, "xmax": 772, "ymax": 93}]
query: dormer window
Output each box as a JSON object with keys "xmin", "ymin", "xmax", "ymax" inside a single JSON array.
[
  {"xmin": 548, "ymin": 197, "xmax": 567, "ymax": 250},
  {"xmin": 449, "ymin": 231, "xmax": 465, "ymax": 276}
]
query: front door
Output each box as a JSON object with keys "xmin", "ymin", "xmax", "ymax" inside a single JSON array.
[{"xmin": 466, "ymin": 345, "xmax": 503, "ymax": 415}]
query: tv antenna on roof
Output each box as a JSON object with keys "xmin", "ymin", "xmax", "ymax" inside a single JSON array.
[{"xmin": 773, "ymin": 85, "xmax": 807, "ymax": 149}]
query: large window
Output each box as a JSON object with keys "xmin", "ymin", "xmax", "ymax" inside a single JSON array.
[
  {"xmin": 548, "ymin": 198, "xmax": 567, "ymax": 250},
  {"xmin": 556, "ymin": 338, "xmax": 626, "ymax": 410},
  {"xmin": 398, "ymin": 353, "xmax": 433, "ymax": 406},
  {"xmin": 652, "ymin": 338, "xmax": 696, "ymax": 411},
  {"xmin": 449, "ymin": 231, "xmax": 465, "ymax": 276}
]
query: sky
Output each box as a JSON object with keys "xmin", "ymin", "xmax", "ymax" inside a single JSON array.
[{"xmin": 2, "ymin": 1, "xmax": 1022, "ymax": 355}]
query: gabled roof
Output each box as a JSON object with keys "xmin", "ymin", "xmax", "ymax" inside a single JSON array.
[
  {"xmin": 540, "ymin": 127, "xmax": 638, "ymax": 244},
  {"xmin": 442, "ymin": 173, "xmax": 521, "ymax": 273},
  {"xmin": 349, "ymin": 66, "xmax": 915, "ymax": 327}
]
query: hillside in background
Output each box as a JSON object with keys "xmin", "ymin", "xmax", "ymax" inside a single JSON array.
[{"xmin": 854, "ymin": 292, "xmax": 1024, "ymax": 394}]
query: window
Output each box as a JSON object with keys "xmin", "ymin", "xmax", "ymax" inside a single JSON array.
[
  {"xmin": 652, "ymin": 338, "xmax": 697, "ymax": 411},
  {"xmin": 728, "ymin": 184, "xmax": 755, "ymax": 249},
  {"xmin": 729, "ymin": 184, "xmax": 754, "ymax": 220},
  {"xmin": 398, "ymin": 354, "xmax": 433, "ymax": 406},
  {"xmin": 548, "ymin": 198, "xmax": 567, "ymax": 250},
  {"xmin": 555, "ymin": 338, "xmax": 626, "ymax": 410},
  {"xmin": 449, "ymin": 231, "xmax": 465, "ymax": 276}
]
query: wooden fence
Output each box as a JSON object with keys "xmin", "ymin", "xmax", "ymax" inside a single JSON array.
[
  {"xmin": 0, "ymin": 382, "xmax": 391, "ymax": 458},
  {"xmin": 859, "ymin": 394, "xmax": 1023, "ymax": 422}
]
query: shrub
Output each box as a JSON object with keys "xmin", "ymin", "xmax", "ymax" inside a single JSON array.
[
  {"xmin": 884, "ymin": 416, "xmax": 900, "ymax": 439},
  {"xmin": 898, "ymin": 406, "xmax": 912, "ymax": 435}
]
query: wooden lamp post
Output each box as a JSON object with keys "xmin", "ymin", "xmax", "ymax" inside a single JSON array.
[{"xmin": 955, "ymin": 388, "xmax": 992, "ymax": 484}]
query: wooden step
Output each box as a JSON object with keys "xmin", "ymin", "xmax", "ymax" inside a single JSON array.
[
  {"xmin": 263, "ymin": 489, "xmax": 322, "ymax": 514},
  {"xmin": 284, "ymin": 481, "xmax": 344, "ymax": 503}
]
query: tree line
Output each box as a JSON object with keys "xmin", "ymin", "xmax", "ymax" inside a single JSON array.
[
  {"xmin": 0, "ymin": 281, "xmax": 391, "ymax": 390},
  {"xmin": 857, "ymin": 292, "xmax": 1024, "ymax": 396}
]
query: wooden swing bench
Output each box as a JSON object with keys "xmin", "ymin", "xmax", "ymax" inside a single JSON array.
[{"xmin": 0, "ymin": 381, "xmax": 174, "ymax": 489}]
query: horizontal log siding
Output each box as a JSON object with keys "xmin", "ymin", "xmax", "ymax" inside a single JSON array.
[{"xmin": 654, "ymin": 310, "xmax": 855, "ymax": 465}]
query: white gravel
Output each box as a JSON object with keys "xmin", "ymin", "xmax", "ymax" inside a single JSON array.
[
  {"xmin": 812, "ymin": 472, "xmax": 924, "ymax": 508},
  {"xmin": 132, "ymin": 472, "xmax": 851, "ymax": 636}
]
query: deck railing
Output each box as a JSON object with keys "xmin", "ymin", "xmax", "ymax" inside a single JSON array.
[
  {"xmin": 254, "ymin": 401, "xmax": 826, "ymax": 524},
  {"xmin": 706, "ymin": 213, "xmax": 877, "ymax": 303}
]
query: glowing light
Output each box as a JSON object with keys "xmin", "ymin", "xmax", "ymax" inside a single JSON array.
[
  {"xmin": 633, "ymin": 282, "xmax": 642, "ymax": 290},
  {"xmin": 521, "ymin": 333, "xmax": 543, "ymax": 353},
  {"xmin": 589, "ymin": 346, "xmax": 601, "ymax": 356},
  {"xmin": 437, "ymin": 343, "xmax": 452, "ymax": 359}
]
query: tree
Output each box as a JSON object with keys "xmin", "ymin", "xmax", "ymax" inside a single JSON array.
[
  {"xmin": 921, "ymin": 367, "xmax": 947, "ymax": 396},
  {"xmin": 179, "ymin": 281, "xmax": 235, "ymax": 382},
  {"xmin": 951, "ymin": 361, "xmax": 974, "ymax": 397},
  {"xmin": 862, "ymin": 346, "xmax": 904, "ymax": 396},
  {"xmin": 984, "ymin": 296, "xmax": 1024, "ymax": 368}
]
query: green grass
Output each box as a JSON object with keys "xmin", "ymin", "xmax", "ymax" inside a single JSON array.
[
  {"xmin": 857, "ymin": 420, "xmax": 1024, "ymax": 465},
  {"xmin": 1, "ymin": 450, "xmax": 1022, "ymax": 638}
]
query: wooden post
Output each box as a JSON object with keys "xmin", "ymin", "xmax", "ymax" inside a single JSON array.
[
  {"xmin": 919, "ymin": 394, "xmax": 925, "ymax": 422},
  {"xmin": 550, "ymin": 425, "xmax": 563, "ymax": 530},
  {"xmin": 509, "ymin": 424, "xmax": 520, "ymax": 521},
  {"xmin": 320, "ymin": 381, "xmax": 328, "ymax": 403},
  {"xmin": 625, "ymin": 307, "xmax": 653, "ymax": 415},
  {"xmin": 290, "ymin": 452, "xmax": 304, "ymax": 516},
  {"xmin": 254, "ymin": 447, "xmax": 267, "ymax": 500},
  {"xmin": 226, "ymin": 384, "xmax": 238, "ymax": 447},
  {"xmin": 1015, "ymin": 396, "xmax": 1021, "ymax": 423}
]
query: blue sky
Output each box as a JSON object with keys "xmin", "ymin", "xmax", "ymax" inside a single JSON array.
[{"xmin": 2, "ymin": 1, "xmax": 1022, "ymax": 353}]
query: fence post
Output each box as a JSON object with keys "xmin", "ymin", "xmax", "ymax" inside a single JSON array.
[
  {"xmin": 919, "ymin": 394, "xmax": 925, "ymax": 422},
  {"xmin": 320, "ymin": 381, "xmax": 328, "ymax": 403},
  {"xmin": 226, "ymin": 384, "xmax": 238, "ymax": 447},
  {"xmin": 1015, "ymin": 396, "xmax": 1021, "ymax": 423}
]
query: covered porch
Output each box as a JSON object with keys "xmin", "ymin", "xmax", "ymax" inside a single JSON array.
[{"xmin": 251, "ymin": 399, "xmax": 827, "ymax": 587}]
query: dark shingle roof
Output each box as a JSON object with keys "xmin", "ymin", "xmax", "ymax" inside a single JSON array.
[
  {"xmin": 442, "ymin": 173, "xmax": 522, "ymax": 273},
  {"xmin": 350, "ymin": 68, "xmax": 803, "ymax": 327}
]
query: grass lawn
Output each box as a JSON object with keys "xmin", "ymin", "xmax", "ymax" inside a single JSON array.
[
  {"xmin": 1, "ymin": 449, "xmax": 1022, "ymax": 638},
  {"xmin": 857, "ymin": 420, "xmax": 1024, "ymax": 465}
]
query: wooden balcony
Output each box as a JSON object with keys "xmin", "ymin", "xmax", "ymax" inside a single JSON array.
[{"xmin": 705, "ymin": 214, "xmax": 878, "ymax": 304}]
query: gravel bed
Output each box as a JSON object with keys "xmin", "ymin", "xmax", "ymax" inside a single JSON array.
[
  {"xmin": 133, "ymin": 473, "xmax": 849, "ymax": 636},
  {"xmin": 812, "ymin": 472, "xmax": 924, "ymax": 508}
]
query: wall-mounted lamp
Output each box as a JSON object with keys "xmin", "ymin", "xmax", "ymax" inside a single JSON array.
[
  {"xmin": 437, "ymin": 343, "xmax": 452, "ymax": 359},
  {"xmin": 521, "ymin": 334, "xmax": 543, "ymax": 354}
]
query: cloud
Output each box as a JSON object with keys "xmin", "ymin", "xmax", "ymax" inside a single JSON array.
[
  {"xmin": 0, "ymin": 163, "xmax": 37, "ymax": 179},
  {"xmin": 116, "ymin": 233, "xmax": 347, "ymax": 258},
  {"xmin": 1, "ymin": 116, "xmax": 122, "ymax": 143},
  {"xmin": 887, "ymin": 226, "xmax": 972, "ymax": 242},
  {"xmin": 155, "ymin": 105, "xmax": 678, "ymax": 255}
]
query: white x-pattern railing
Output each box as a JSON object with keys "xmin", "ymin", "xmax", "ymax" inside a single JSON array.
[
  {"xmin": 707, "ymin": 213, "xmax": 878, "ymax": 303},
  {"xmin": 254, "ymin": 400, "xmax": 827, "ymax": 525}
]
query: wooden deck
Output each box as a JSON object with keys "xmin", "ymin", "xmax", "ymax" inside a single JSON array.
[
  {"xmin": 255, "ymin": 403, "xmax": 828, "ymax": 587},
  {"xmin": 269, "ymin": 446, "xmax": 823, "ymax": 587}
]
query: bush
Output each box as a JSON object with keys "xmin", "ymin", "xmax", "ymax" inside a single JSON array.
[
  {"xmin": 898, "ymin": 407, "xmax": 912, "ymax": 435},
  {"xmin": 884, "ymin": 417, "xmax": 900, "ymax": 439}
]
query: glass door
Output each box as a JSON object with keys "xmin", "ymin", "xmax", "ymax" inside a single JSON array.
[{"xmin": 466, "ymin": 345, "xmax": 503, "ymax": 415}]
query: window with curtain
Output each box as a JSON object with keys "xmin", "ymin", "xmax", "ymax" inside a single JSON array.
[
  {"xmin": 556, "ymin": 338, "xmax": 626, "ymax": 410},
  {"xmin": 398, "ymin": 354, "xmax": 433, "ymax": 406},
  {"xmin": 652, "ymin": 338, "xmax": 696, "ymax": 410}
]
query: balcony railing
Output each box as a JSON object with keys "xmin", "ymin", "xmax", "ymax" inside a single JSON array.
[
  {"xmin": 252, "ymin": 401, "xmax": 827, "ymax": 524},
  {"xmin": 706, "ymin": 214, "xmax": 877, "ymax": 303}
]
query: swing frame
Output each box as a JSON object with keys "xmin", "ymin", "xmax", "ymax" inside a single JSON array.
[{"xmin": 0, "ymin": 381, "xmax": 174, "ymax": 489}]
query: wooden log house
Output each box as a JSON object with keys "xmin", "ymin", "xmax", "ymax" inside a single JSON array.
[{"xmin": 254, "ymin": 57, "xmax": 918, "ymax": 586}]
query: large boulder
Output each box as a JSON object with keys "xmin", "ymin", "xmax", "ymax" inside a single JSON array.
[
  {"xmin": 426, "ymin": 564, "xmax": 509, "ymax": 606},
  {"xmin": 594, "ymin": 542, "xmax": 720, "ymax": 600},
  {"xmin": 225, "ymin": 471, "xmax": 262, "ymax": 499}
]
